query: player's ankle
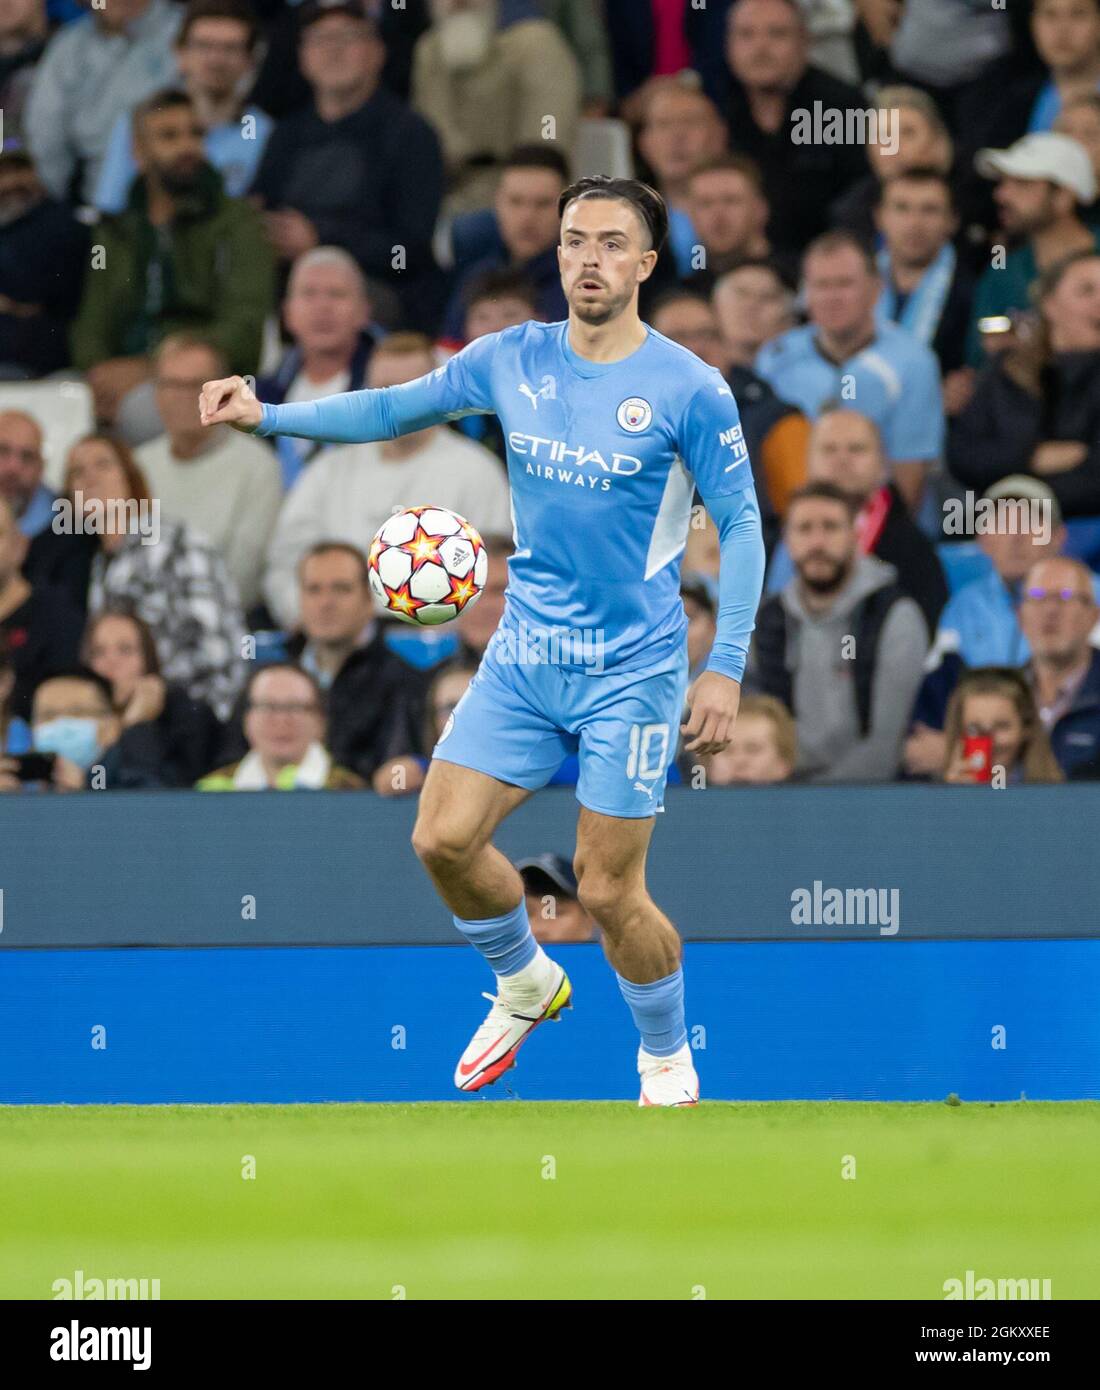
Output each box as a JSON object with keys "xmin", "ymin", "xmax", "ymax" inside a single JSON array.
[{"xmin": 498, "ymin": 946, "xmax": 558, "ymax": 1006}]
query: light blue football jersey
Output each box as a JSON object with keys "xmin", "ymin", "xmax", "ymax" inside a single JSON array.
[{"xmin": 256, "ymin": 319, "xmax": 759, "ymax": 674}]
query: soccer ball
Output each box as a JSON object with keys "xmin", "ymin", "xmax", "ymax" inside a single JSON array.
[{"xmin": 367, "ymin": 505, "xmax": 488, "ymax": 626}]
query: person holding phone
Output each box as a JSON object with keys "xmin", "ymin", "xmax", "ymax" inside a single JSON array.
[
  {"xmin": 0, "ymin": 668, "xmax": 122, "ymax": 794},
  {"xmin": 940, "ymin": 668, "xmax": 1063, "ymax": 785}
]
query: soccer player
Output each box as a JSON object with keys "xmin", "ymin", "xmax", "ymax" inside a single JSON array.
[{"xmin": 199, "ymin": 176, "xmax": 765, "ymax": 1106}]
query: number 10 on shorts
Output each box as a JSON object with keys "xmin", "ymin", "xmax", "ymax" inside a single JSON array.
[{"xmin": 626, "ymin": 723, "xmax": 670, "ymax": 780}]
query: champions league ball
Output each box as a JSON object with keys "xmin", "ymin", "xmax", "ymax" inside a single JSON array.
[{"xmin": 367, "ymin": 505, "xmax": 488, "ymax": 626}]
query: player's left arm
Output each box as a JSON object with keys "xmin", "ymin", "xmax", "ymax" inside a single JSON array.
[{"xmin": 677, "ymin": 377, "xmax": 767, "ymax": 756}]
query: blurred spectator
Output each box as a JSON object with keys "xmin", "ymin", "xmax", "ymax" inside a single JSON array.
[
  {"xmin": 649, "ymin": 288, "xmax": 809, "ymax": 545},
  {"xmin": 71, "ymin": 88, "xmax": 274, "ymax": 429},
  {"xmin": 680, "ymin": 570, "xmax": 717, "ymax": 680},
  {"xmin": 135, "ymin": 334, "xmax": 283, "ymax": 610},
  {"xmin": 0, "ymin": 628, "xmax": 30, "ymax": 756},
  {"xmin": 256, "ymin": 246, "xmax": 377, "ymax": 489},
  {"xmin": 1019, "ymin": 555, "xmax": 1100, "ymax": 774},
  {"xmin": 81, "ymin": 606, "xmax": 223, "ymax": 786},
  {"xmin": 439, "ymin": 145, "xmax": 569, "ymax": 347},
  {"xmin": 284, "ymin": 542, "xmax": 429, "ymax": 790},
  {"xmin": 516, "ymin": 852, "xmax": 597, "ymax": 943},
  {"xmin": 951, "ymin": 250, "xmax": 1100, "ymax": 516},
  {"xmin": 801, "ymin": 408, "xmax": 947, "ymax": 636},
  {"xmin": 635, "ymin": 78, "xmax": 728, "ymax": 277},
  {"xmin": 712, "ymin": 255, "xmax": 797, "ymax": 364},
  {"xmin": 94, "ymin": 0, "xmax": 273, "ymax": 215},
  {"xmin": 412, "ymin": 0, "xmax": 581, "ymax": 216},
  {"xmin": 455, "ymin": 532, "xmax": 512, "ymax": 658},
  {"xmin": 699, "ymin": 691, "xmax": 795, "ymax": 784},
  {"xmin": 749, "ymin": 481, "xmax": 927, "ymax": 781},
  {"xmin": 0, "ymin": 409, "xmax": 52, "ymax": 537},
  {"xmin": 3, "ymin": 667, "xmax": 122, "ymax": 792},
  {"xmin": 250, "ymin": 0, "xmax": 431, "ymax": 118},
  {"xmin": 874, "ymin": 169, "xmax": 977, "ymax": 400},
  {"xmin": 1055, "ymin": 91, "xmax": 1100, "ymax": 214},
  {"xmin": 543, "ymin": 0, "xmax": 613, "ymax": 115},
  {"xmin": 25, "ymin": 0, "xmax": 182, "ymax": 204},
  {"xmin": 63, "ymin": 434, "xmax": 245, "ymax": 720},
  {"xmin": 755, "ymin": 230, "xmax": 944, "ymax": 512},
  {"xmin": 450, "ymin": 267, "xmax": 541, "ymax": 460},
  {"xmin": 681, "ymin": 154, "xmax": 772, "ymax": 295},
  {"xmin": 264, "ymin": 333, "xmax": 511, "ymax": 626},
  {"xmin": 379, "ymin": 651, "xmax": 479, "ymax": 793},
  {"xmin": 965, "ymin": 132, "xmax": 1099, "ymax": 366},
  {"xmin": 197, "ymin": 662, "xmax": 364, "ymax": 788},
  {"xmin": 0, "ymin": 149, "xmax": 88, "ymax": 377},
  {"xmin": 604, "ymin": 0, "xmax": 732, "ymax": 118},
  {"xmin": 830, "ymin": 85, "xmax": 954, "ymax": 246},
  {"xmin": 940, "ymin": 667, "xmax": 1063, "ymax": 785},
  {"xmin": 251, "ymin": 2, "xmax": 444, "ymax": 331},
  {"xmin": 0, "ymin": 492, "xmax": 83, "ymax": 718},
  {"xmin": 721, "ymin": 0, "xmax": 866, "ymax": 255},
  {"xmin": 0, "ymin": 0, "xmax": 50, "ymax": 152}
]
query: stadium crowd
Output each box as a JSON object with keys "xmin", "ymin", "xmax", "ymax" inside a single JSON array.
[{"xmin": 4, "ymin": 0, "xmax": 1100, "ymax": 796}]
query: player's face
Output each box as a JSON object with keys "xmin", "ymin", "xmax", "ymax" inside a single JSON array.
[
  {"xmin": 285, "ymin": 264, "xmax": 371, "ymax": 353},
  {"xmin": 786, "ymin": 499, "xmax": 857, "ymax": 592},
  {"xmin": 708, "ymin": 714, "xmax": 791, "ymax": 785},
  {"xmin": 495, "ymin": 168, "xmax": 564, "ymax": 263},
  {"xmin": 876, "ymin": 182, "xmax": 955, "ymax": 267},
  {"xmin": 803, "ymin": 249, "xmax": 879, "ymax": 338},
  {"xmin": 299, "ymin": 552, "xmax": 374, "ymax": 643},
  {"xmin": 807, "ymin": 413, "xmax": 885, "ymax": 498},
  {"xmin": 558, "ymin": 197, "xmax": 657, "ymax": 326},
  {"xmin": 651, "ymin": 298, "xmax": 727, "ymax": 370}
]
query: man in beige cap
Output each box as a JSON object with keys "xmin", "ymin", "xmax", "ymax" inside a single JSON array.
[{"xmin": 966, "ymin": 131, "xmax": 1100, "ymax": 363}]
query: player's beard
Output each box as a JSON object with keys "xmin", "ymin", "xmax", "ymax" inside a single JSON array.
[{"xmin": 570, "ymin": 279, "xmax": 634, "ymax": 326}]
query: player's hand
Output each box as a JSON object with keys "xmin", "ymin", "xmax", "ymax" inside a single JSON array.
[
  {"xmin": 681, "ymin": 671, "xmax": 741, "ymax": 756},
  {"xmin": 198, "ymin": 376, "xmax": 263, "ymax": 432}
]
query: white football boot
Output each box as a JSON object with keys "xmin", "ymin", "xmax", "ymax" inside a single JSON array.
[
  {"xmin": 454, "ymin": 965, "xmax": 572, "ymax": 1092},
  {"xmin": 638, "ymin": 1042, "xmax": 700, "ymax": 1107}
]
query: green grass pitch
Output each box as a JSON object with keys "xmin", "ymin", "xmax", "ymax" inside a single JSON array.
[{"xmin": 2, "ymin": 1101, "xmax": 1098, "ymax": 1300}]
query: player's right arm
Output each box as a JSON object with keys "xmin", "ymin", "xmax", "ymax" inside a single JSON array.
[{"xmin": 198, "ymin": 334, "xmax": 499, "ymax": 443}]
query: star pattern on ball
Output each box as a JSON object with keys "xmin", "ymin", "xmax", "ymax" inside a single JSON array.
[
  {"xmin": 446, "ymin": 573, "xmax": 479, "ymax": 611},
  {"xmin": 405, "ymin": 527, "xmax": 442, "ymax": 569}
]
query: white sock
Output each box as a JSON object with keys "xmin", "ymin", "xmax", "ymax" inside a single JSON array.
[{"xmin": 498, "ymin": 946, "xmax": 558, "ymax": 1007}]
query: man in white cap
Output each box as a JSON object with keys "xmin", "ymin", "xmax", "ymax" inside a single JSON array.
[{"xmin": 966, "ymin": 131, "xmax": 1100, "ymax": 364}]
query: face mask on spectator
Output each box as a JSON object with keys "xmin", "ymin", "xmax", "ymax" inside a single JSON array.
[{"xmin": 34, "ymin": 718, "xmax": 102, "ymax": 771}]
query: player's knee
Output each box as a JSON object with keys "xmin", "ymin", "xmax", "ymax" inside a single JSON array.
[
  {"xmin": 411, "ymin": 814, "xmax": 477, "ymax": 872},
  {"xmin": 575, "ymin": 869, "xmax": 632, "ymax": 926}
]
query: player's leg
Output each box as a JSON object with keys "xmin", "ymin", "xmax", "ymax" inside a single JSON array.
[
  {"xmin": 412, "ymin": 660, "xmax": 575, "ymax": 1092},
  {"xmin": 570, "ymin": 649, "xmax": 698, "ymax": 1105},
  {"xmin": 573, "ymin": 808, "xmax": 698, "ymax": 1107}
]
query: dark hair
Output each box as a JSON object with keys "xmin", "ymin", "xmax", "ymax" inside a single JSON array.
[
  {"xmin": 688, "ymin": 152, "xmax": 766, "ymax": 196},
  {"xmin": 422, "ymin": 656, "xmax": 480, "ymax": 753},
  {"xmin": 648, "ymin": 287, "xmax": 712, "ymax": 321},
  {"xmin": 298, "ymin": 540, "xmax": 370, "ymax": 586},
  {"xmin": 463, "ymin": 267, "xmax": 541, "ymax": 314},
  {"xmin": 803, "ymin": 229, "xmax": 878, "ymax": 277},
  {"xmin": 786, "ymin": 480, "xmax": 861, "ymax": 520},
  {"xmin": 503, "ymin": 144, "xmax": 571, "ymax": 181},
  {"xmin": 716, "ymin": 254, "xmax": 798, "ymax": 295},
  {"xmin": 942, "ymin": 667, "xmax": 1063, "ymax": 785},
  {"xmin": 558, "ymin": 175, "xmax": 669, "ymax": 255},
  {"xmin": 876, "ymin": 165, "xmax": 955, "ymax": 209},
  {"xmin": 177, "ymin": 0, "xmax": 260, "ymax": 50},
  {"xmin": 81, "ymin": 607, "xmax": 162, "ymax": 690},
  {"xmin": 243, "ymin": 662, "xmax": 325, "ymax": 712},
  {"xmin": 34, "ymin": 666, "xmax": 115, "ymax": 710},
  {"xmin": 64, "ymin": 434, "xmax": 152, "ymax": 508},
  {"xmin": 132, "ymin": 88, "xmax": 195, "ymax": 137}
]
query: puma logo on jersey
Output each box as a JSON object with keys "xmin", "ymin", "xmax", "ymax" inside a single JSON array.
[{"xmin": 518, "ymin": 381, "xmax": 552, "ymax": 410}]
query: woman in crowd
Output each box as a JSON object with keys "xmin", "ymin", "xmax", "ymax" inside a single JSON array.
[
  {"xmin": 940, "ymin": 668, "xmax": 1063, "ymax": 786},
  {"xmin": 58, "ymin": 434, "xmax": 246, "ymax": 720},
  {"xmin": 81, "ymin": 607, "xmax": 223, "ymax": 787},
  {"xmin": 948, "ymin": 250, "xmax": 1100, "ymax": 517}
]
